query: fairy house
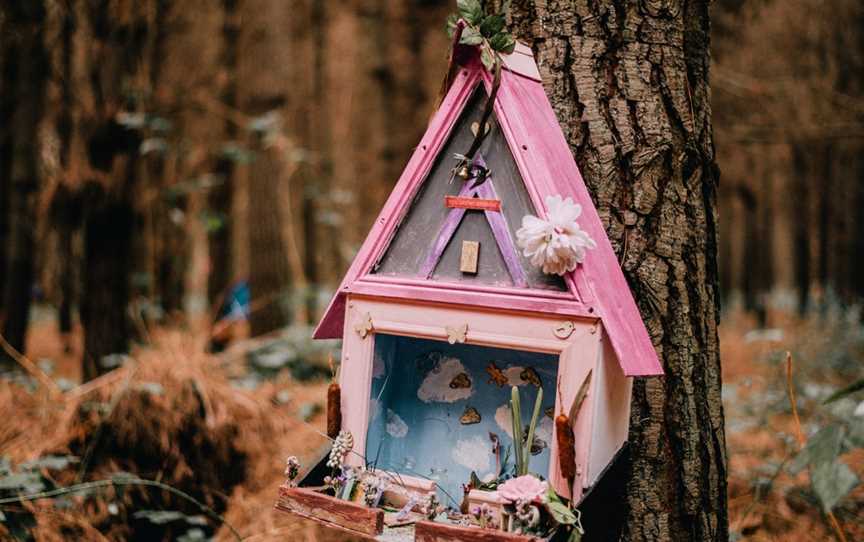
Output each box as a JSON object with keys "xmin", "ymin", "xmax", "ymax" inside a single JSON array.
[{"xmin": 277, "ymin": 28, "xmax": 662, "ymax": 540}]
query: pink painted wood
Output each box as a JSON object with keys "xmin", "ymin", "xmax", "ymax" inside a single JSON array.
[
  {"xmin": 474, "ymin": 169, "xmax": 527, "ymax": 288},
  {"xmin": 314, "ymin": 43, "xmax": 662, "ymax": 377},
  {"xmin": 419, "ymin": 181, "xmax": 471, "ymax": 278},
  {"xmin": 338, "ymin": 296, "xmax": 603, "ymax": 500}
]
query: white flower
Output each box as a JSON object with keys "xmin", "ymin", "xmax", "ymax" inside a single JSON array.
[{"xmin": 516, "ymin": 195, "xmax": 596, "ymax": 275}]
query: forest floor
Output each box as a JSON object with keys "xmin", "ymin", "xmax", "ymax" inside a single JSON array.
[{"xmin": 1, "ymin": 308, "xmax": 863, "ymax": 541}]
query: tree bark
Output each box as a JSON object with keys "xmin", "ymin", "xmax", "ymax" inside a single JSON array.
[
  {"xmin": 0, "ymin": 2, "xmax": 49, "ymax": 363},
  {"xmin": 206, "ymin": 0, "xmax": 241, "ymax": 311},
  {"xmin": 236, "ymin": 0, "xmax": 295, "ymax": 335},
  {"xmin": 76, "ymin": 1, "xmax": 153, "ymax": 379},
  {"xmin": 506, "ymin": 1, "xmax": 727, "ymax": 540},
  {"xmin": 0, "ymin": 10, "xmax": 10, "ymax": 320}
]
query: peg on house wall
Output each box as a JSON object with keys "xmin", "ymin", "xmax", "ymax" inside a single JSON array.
[{"xmin": 460, "ymin": 240, "xmax": 479, "ymax": 274}]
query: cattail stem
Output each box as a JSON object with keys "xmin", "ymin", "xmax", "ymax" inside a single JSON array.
[
  {"xmin": 326, "ymin": 382, "xmax": 341, "ymax": 438},
  {"xmin": 556, "ymin": 414, "xmax": 576, "ymax": 480}
]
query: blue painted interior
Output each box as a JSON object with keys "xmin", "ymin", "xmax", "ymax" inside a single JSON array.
[{"xmin": 365, "ymin": 334, "xmax": 559, "ymax": 507}]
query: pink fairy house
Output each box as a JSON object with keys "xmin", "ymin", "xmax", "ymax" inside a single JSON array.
[{"xmin": 278, "ymin": 31, "xmax": 662, "ymax": 540}]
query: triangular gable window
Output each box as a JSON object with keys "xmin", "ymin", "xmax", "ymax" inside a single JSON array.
[{"xmin": 373, "ymin": 88, "xmax": 565, "ymax": 291}]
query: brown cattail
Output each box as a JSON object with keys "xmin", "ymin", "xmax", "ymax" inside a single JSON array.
[
  {"xmin": 556, "ymin": 414, "xmax": 576, "ymax": 480},
  {"xmin": 556, "ymin": 369, "xmax": 593, "ymax": 481},
  {"xmin": 326, "ymin": 381, "xmax": 341, "ymax": 438}
]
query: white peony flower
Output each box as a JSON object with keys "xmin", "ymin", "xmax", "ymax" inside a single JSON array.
[{"xmin": 516, "ymin": 195, "xmax": 597, "ymax": 275}]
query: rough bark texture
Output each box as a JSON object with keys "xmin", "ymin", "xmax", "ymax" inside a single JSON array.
[
  {"xmin": 237, "ymin": 0, "xmax": 299, "ymax": 334},
  {"xmin": 505, "ymin": 1, "xmax": 727, "ymax": 540},
  {"xmin": 77, "ymin": 1, "xmax": 153, "ymax": 379},
  {"xmin": 207, "ymin": 0, "xmax": 241, "ymax": 310}
]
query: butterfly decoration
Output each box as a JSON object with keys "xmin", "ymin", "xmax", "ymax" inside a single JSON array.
[
  {"xmin": 449, "ymin": 372, "xmax": 472, "ymax": 389},
  {"xmin": 354, "ymin": 312, "xmax": 373, "ymax": 339},
  {"xmin": 485, "ymin": 362, "xmax": 508, "ymax": 387},
  {"xmin": 529, "ymin": 436, "xmax": 547, "ymax": 455},
  {"xmin": 459, "ymin": 406, "xmax": 482, "ymax": 425},
  {"xmin": 445, "ymin": 323, "xmax": 468, "ymax": 344},
  {"xmin": 520, "ymin": 367, "xmax": 542, "ymax": 387}
]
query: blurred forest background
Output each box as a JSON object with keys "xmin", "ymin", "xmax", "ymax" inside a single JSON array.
[{"xmin": 1, "ymin": 0, "xmax": 863, "ymax": 541}]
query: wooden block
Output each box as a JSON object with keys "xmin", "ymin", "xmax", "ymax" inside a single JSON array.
[
  {"xmin": 460, "ymin": 241, "xmax": 480, "ymax": 274},
  {"xmin": 275, "ymin": 485, "xmax": 384, "ymax": 538},
  {"xmin": 445, "ymin": 195, "xmax": 502, "ymax": 211},
  {"xmin": 415, "ymin": 520, "xmax": 537, "ymax": 542}
]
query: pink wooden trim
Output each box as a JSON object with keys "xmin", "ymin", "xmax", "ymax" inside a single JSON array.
[
  {"xmin": 500, "ymin": 42, "xmax": 542, "ymax": 81},
  {"xmin": 385, "ymin": 471, "xmax": 437, "ymax": 493},
  {"xmin": 348, "ymin": 283, "xmax": 597, "ymax": 320},
  {"xmin": 340, "ymin": 301, "xmax": 376, "ymax": 467},
  {"xmin": 339, "ymin": 297, "xmax": 601, "ymax": 498},
  {"xmin": 314, "ymin": 70, "xmax": 485, "ymax": 340},
  {"xmin": 466, "ymin": 489, "xmax": 506, "ymax": 506},
  {"xmin": 585, "ymin": 330, "xmax": 632, "ymax": 487},
  {"xmin": 358, "ymin": 274, "xmax": 578, "ymax": 301},
  {"xmin": 549, "ymin": 331, "xmax": 599, "ymax": 502}
]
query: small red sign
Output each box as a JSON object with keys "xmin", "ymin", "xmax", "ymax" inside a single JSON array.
[{"xmin": 445, "ymin": 196, "xmax": 501, "ymax": 212}]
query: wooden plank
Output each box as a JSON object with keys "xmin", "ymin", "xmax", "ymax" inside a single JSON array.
[
  {"xmin": 474, "ymin": 171, "xmax": 527, "ymax": 287},
  {"xmin": 460, "ymin": 241, "xmax": 480, "ymax": 274},
  {"xmin": 445, "ymin": 196, "xmax": 502, "ymax": 211},
  {"xmin": 275, "ymin": 486, "xmax": 384, "ymax": 537},
  {"xmin": 415, "ymin": 521, "xmax": 536, "ymax": 542}
]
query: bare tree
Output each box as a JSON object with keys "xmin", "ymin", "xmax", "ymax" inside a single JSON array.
[{"xmin": 0, "ymin": 2, "xmax": 49, "ymax": 364}]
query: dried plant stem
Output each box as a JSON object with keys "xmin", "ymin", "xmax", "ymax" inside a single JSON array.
[
  {"xmin": 0, "ymin": 477, "xmax": 242, "ymax": 541},
  {"xmin": 785, "ymin": 351, "xmax": 848, "ymax": 542},
  {"xmin": 0, "ymin": 332, "xmax": 62, "ymax": 396},
  {"xmin": 785, "ymin": 352, "xmax": 805, "ymax": 448}
]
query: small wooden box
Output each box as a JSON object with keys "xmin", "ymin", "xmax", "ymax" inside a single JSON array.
[
  {"xmin": 275, "ymin": 485, "xmax": 384, "ymax": 538},
  {"xmin": 415, "ymin": 521, "xmax": 537, "ymax": 542}
]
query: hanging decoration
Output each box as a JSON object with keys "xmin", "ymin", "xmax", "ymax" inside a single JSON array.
[{"xmin": 516, "ymin": 195, "xmax": 597, "ymax": 276}]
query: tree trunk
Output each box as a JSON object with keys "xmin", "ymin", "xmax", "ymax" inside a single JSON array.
[
  {"xmin": 81, "ymin": 188, "xmax": 134, "ymax": 380},
  {"xmin": 791, "ymin": 145, "xmax": 811, "ymax": 315},
  {"xmin": 53, "ymin": 2, "xmax": 78, "ymax": 352},
  {"xmin": 206, "ymin": 0, "xmax": 241, "ymax": 312},
  {"xmin": 0, "ymin": 3, "xmax": 49, "ymax": 363},
  {"xmin": 237, "ymin": 0, "xmax": 305, "ymax": 334},
  {"xmin": 0, "ymin": 10, "xmax": 11, "ymax": 321},
  {"xmin": 507, "ymin": 2, "xmax": 728, "ymax": 540},
  {"xmin": 76, "ymin": 1, "xmax": 154, "ymax": 379}
]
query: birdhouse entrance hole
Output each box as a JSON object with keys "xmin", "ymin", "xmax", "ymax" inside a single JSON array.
[{"xmin": 365, "ymin": 334, "xmax": 559, "ymax": 504}]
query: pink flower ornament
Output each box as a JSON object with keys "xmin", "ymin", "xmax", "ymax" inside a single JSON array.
[{"xmin": 497, "ymin": 475, "xmax": 548, "ymax": 503}]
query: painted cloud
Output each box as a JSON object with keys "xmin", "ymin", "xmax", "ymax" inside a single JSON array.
[
  {"xmin": 452, "ymin": 435, "xmax": 491, "ymax": 474},
  {"xmin": 495, "ymin": 404, "xmax": 514, "ymax": 438},
  {"xmin": 386, "ymin": 409, "xmax": 408, "ymax": 438},
  {"xmin": 417, "ymin": 356, "xmax": 473, "ymax": 403}
]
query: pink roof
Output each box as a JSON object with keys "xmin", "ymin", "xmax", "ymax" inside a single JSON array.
[{"xmin": 314, "ymin": 43, "xmax": 662, "ymax": 377}]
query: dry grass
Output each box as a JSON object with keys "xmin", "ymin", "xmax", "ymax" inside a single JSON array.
[
  {"xmin": 2, "ymin": 323, "xmax": 360, "ymax": 541},
  {"xmin": 722, "ymin": 311, "xmax": 864, "ymax": 541},
  {"xmin": 3, "ymin": 311, "xmax": 863, "ymax": 541}
]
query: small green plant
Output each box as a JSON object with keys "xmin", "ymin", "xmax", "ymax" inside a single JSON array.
[
  {"xmin": 446, "ymin": 0, "xmax": 516, "ymax": 71},
  {"xmin": 510, "ymin": 385, "xmax": 543, "ymax": 476}
]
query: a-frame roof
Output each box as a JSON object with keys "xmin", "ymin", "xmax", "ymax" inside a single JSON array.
[{"xmin": 314, "ymin": 42, "xmax": 662, "ymax": 377}]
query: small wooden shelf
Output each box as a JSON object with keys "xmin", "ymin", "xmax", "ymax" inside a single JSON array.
[
  {"xmin": 415, "ymin": 520, "xmax": 536, "ymax": 542},
  {"xmin": 275, "ymin": 485, "xmax": 384, "ymax": 539}
]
